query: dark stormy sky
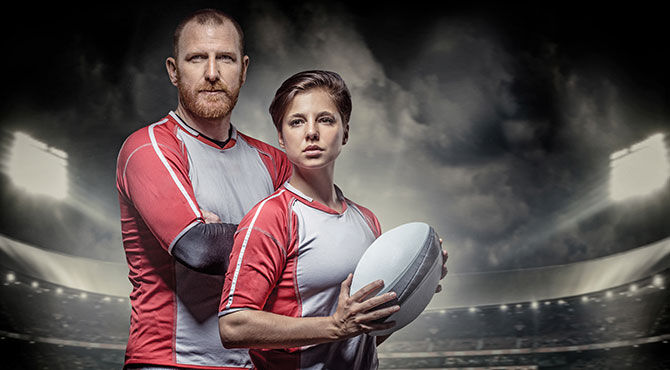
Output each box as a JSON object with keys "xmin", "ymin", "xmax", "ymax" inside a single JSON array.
[{"xmin": 0, "ymin": 1, "xmax": 668, "ymax": 274}]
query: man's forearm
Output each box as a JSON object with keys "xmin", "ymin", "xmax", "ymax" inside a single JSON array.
[{"xmin": 172, "ymin": 222, "xmax": 237, "ymax": 275}]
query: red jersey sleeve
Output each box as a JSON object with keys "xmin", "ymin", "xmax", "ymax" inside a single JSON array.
[
  {"xmin": 220, "ymin": 191, "xmax": 290, "ymax": 314},
  {"xmin": 351, "ymin": 202, "xmax": 382, "ymax": 238},
  {"xmin": 116, "ymin": 123, "xmax": 203, "ymax": 252}
]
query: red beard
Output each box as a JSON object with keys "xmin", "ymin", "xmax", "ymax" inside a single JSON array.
[{"xmin": 177, "ymin": 76, "xmax": 242, "ymax": 120}]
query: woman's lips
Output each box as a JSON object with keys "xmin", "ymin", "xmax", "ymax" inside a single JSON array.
[{"xmin": 303, "ymin": 145, "xmax": 323, "ymax": 156}]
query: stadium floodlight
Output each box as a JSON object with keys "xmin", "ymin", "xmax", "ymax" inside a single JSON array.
[
  {"xmin": 55, "ymin": 287, "xmax": 63, "ymax": 295},
  {"xmin": 581, "ymin": 296, "xmax": 589, "ymax": 303},
  {"xmin": 80, "ymin": 292, "xmax": 88, "ymax": 299},
  {"xmin": 653, "ymin": 275, "xmax": 664, "ymax": 288},
  {"xmin": 4, "ymin": 131, "xmax": 69, "ymax": 200},
  {"xmin": 606, "ymin": 290, "xmax": 614, "ymax": 298},
  {"xmin": 609, "ymin": 133, "xmax": 669, "ymax": 202},
  {"xmin": 6, "ymin": 272, "xmax": 15, "ymax": 283},
  {"xmin": 530, "ymin": 301, "xmax": 539, "ymax": 310},
  {"xmin": 629, "ymin": 284, "xmax": 638, "ymax": 292},
  {"xmin": 500, "ymin": 304, "xmax": 508, "ymax": 311},
  {"xmin": 468, "ymin": 307, "xmax": 477, "ymax": 313}
]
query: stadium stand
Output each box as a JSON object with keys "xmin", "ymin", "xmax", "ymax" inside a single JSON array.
[{"xmin": 1, "ymin": 233, "xmax": 669, "ymax": 368}]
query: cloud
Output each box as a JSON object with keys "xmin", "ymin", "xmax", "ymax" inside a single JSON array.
[
  {"xmin": 4, "ymin": 2, "xmax": 667, "ymax": 272},
  {"xmin": 228, "ymin": 6, "xmax": 539, "ymax": 272}
]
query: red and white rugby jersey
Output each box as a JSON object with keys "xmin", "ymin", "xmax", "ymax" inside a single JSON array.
[
  {"xmin": 116, "ymin": 111, "xmax": 291, "ymax": 369},
  {"xmin": 219, "ymin": 183, "xmax": 382, "ymax": 370}
]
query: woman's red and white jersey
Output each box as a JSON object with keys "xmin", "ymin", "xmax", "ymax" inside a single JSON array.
[
  {"xmin": 116, "ymin": 111, "xmax": 291, "ymax": 369},
  {"xmin": 219, "ymin": 183, "xmax": 382, "ymax": 370}
]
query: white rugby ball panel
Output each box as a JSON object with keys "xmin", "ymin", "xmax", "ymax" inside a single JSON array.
[
  {"xmin": 351, "ymin": 222, "xmax": 432, "ymax": 295},
  {"xmin": 350, "ymin": 222, "xmax": 442, "ymax": 336},
  {"xmin": 371, "ymin": 248, "xmax": 442, "ymax": 336}
]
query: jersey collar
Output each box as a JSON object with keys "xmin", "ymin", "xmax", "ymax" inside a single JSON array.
[
  {"xmin": 283, "ymin": 182, "xmax": 348, "ymax": 215},
  {"xmin": 169, "ymin": 111, "xmax": 238, "ymax": 150}
]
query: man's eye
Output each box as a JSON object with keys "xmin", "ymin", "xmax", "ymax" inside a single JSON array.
[{"xmin": 319, "ymin": 117, "xmax": 335, "ymax": 124}]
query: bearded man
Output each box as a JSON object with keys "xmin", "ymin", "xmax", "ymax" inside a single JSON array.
[{"xmin": 115, "ymin": 9, "xmax": 291, "ymax": 369}]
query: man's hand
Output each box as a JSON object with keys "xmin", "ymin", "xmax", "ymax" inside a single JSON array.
[
  {"xmin": 201, "ymin": 209, "xmax": 222, "ymax": 224},
  {"xmin": 435, "ymin": 238, "xmax": 448, "ymax": 293}
]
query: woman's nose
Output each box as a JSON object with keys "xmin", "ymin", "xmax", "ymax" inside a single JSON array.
[{"xmin": 305, "ymin": 121, "xmax": 319, "ymax": 140}]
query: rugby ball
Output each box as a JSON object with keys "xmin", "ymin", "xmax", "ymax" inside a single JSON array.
[{"xmin": 351, "ymin": 222, "xmax": 442, "ymax": 336}]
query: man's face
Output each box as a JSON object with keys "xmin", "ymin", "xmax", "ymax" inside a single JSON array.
[{"xmin": 169, "ymin": 21, "xmax": 248, "ymax": 120}]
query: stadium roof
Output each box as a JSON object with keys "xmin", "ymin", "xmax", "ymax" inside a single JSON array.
[
  {"xmin": 429, "ymin": 237, "xmax": 670, "ymax": 309},
  {"xmin": 0, "ymin": 234, "xmax": 130, "ymax": 297}
]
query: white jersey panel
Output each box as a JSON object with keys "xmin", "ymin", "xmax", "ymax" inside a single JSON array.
[
  {"xmin": 172, "ymin": 124, "xmax": 274, "ymax": 368},
  {"xmin": 289, "ymin": 185, "xmax": 379, "ymax": 369}
]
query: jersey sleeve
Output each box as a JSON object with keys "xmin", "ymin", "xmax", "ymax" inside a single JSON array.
[
  {"xmin": 353, "ymin": 202, "xmax": 382, "ymax": 238},
  {"xmin": 116, "ymin": 126, "xmax": 203, "ymax": 252},
  {"xmin": 219, "ymin": 193, "xmax": 289, "ymax": 315}
]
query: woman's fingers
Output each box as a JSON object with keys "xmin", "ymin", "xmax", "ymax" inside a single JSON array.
[
  {"xmin": 356, "ymin": 291, "xmax": 397, "ymax": 313},
  {"xmin": 357, "ymin": 304, "xmax": 400, "ymax": 323},
  {"xmin": 338, "ymin": 273, "xmax": 354, "ymax": 303},
  {"xmin": 359, "ymin": 320, "xmax": 397, "ymax": 333},
  {"xmin": 349, "ymin": 279, "xmax": 385, "ymax": 302}
]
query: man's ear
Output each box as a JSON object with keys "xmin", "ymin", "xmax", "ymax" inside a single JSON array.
[
  {"xmin": 240, "ymin": 55, "xmax": 250, "ymax": 85},
  {"xmin": 166, "ymin": 57, "xmax": 179, "ymax": 87}
]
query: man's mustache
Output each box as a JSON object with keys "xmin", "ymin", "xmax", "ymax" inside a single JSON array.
[{"xmin": 199, "ymin": 82, "xmax": 233, "ymax": 96}]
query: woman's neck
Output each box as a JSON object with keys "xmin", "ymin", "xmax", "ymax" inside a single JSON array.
[{"xmin": 289, "ymin": 165, "xmax": 342, "ymax": 212}]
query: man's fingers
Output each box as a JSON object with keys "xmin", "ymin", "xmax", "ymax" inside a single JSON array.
[{"xmin": 200, "ymin": 209, "xmax": 222, "ymax": 224}]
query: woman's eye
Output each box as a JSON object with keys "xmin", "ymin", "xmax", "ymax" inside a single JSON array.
[{"xmin": 289, "ymin": 119, "xmax": 303, "ymax": 127}]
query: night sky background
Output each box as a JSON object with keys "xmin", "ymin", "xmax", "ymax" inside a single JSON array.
[{"xmin": 0, "ymin": 0, "xmax": 668, "ymax": 276}]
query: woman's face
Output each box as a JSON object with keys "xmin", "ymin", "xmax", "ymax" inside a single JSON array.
[{"xmin": 278, "ymin": 88, "xmax": 349, "ymax": 171}]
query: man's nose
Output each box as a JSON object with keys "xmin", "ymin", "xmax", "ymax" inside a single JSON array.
[{"xmin": 205, "ymin": 57, "xmax": 219, "ymax": 82}]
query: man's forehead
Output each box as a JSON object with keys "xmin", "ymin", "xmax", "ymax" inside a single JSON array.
[{"xmin": 179, "ymin": 21, "xmax": 241, "ymax": 53}]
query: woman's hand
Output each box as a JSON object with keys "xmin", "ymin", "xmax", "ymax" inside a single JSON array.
[
  {"xmin": 436, "ymin": 237, "xmax": 448, "ymax": 293},
  {"xmin": 329, "ymin": 274, "xmax": 400, "ymax": 340}
]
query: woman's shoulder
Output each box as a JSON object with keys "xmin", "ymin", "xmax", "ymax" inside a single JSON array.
[
  {"xmin": 343, "ymin": 196, "xmax": 382, "ymax": 237},
  {"xmin": 240, "ymin": 187, "xmax": 295, "ymax": 227}
]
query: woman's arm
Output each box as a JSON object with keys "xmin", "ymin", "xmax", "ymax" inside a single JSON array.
[{"xmin": 219, "ymin": 274, "xmax": 399, "ymax": 349}]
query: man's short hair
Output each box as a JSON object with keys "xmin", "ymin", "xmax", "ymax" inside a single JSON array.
[
  {"xmin": 173, "ymin": 8, "xmax": 245, "ymax": 58},
  {"xmin": 269, "ymin": 70, "xmax": 352, "ymax": 131}
]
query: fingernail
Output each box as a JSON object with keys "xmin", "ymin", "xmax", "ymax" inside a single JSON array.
[{"xmin": 388, "ymin": 291, "xmax": 396, "ymax": 298}]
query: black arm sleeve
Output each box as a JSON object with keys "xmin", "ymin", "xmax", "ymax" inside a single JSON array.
[{"xmin": 172, "ymin": 222, "xmax": 238, "ymax": 275}]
